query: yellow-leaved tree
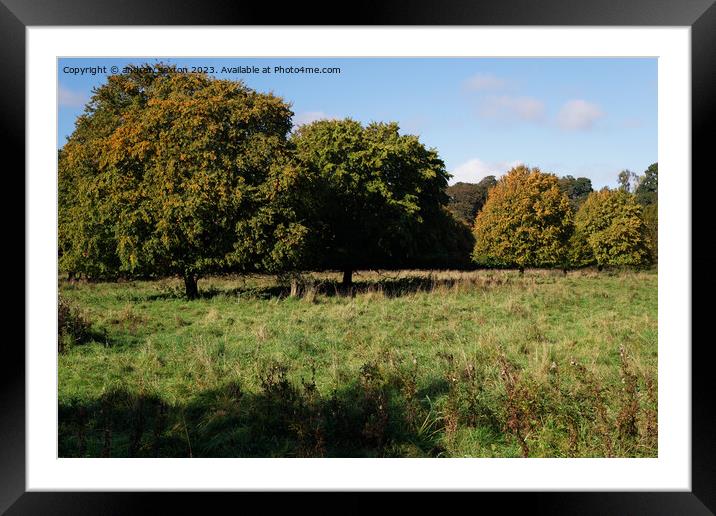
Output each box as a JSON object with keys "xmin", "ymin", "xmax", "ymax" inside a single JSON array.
[
  {"xmin": 570, "ymin": 189, "xmax": 652, "ymax": 269},
  {"xmin": 472, "ymin": 166, "xmax": 573, "ymax": 272}
]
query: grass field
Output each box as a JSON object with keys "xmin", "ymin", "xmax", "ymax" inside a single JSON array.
[{"xmin": 58, "ymin": 269, "xmax": 657, "ymax": 458}]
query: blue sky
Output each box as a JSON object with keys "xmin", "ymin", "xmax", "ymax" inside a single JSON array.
[{"xmin": 58, "ymin": 57, "xmax": 657, "ymax": 189}]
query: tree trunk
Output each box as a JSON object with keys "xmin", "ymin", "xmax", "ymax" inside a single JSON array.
[
  {"xmin": 562, "ymin": 268, "xmax": 568, "ymax": 276},
  {"xmin": 290, "ymin": 277, "xmax": 299, "ymax": 298},
  {"xmin": 518, "ymin": 266, "xmax": 525, "ymax": 275},
  {"xmin": 342, "ymin": 268, "xmax": 353, "ymax": 288},
  {"xmin": 184, "ymin": 274, "xmax": 199, "ymax": 300},
  {"xmin": 597, "ymin": 264, "xmax": 603, "ymax": 272}
]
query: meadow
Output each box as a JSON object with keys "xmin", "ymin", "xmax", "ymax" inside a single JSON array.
[{"xmin": 58, "ymin": 269, "xmax": 657, "ymax": 458}]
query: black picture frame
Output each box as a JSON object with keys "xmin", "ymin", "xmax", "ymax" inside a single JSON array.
[{"xmin": 5, "ymin": 0, "xmax": 714, "ymax": 513}]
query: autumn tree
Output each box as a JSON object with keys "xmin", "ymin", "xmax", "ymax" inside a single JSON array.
[
  {"xmin": 472, "ymin": 166, "xmax": 573, "ymax": 272},
  {"xmin": 58, "ymin": 65, "xmax": 295, "ymax": 298},
  {"xmin": 289, "ymin": 118, "xmax": 461, "ymax": 286},
  {"xmin": 446, "ymin": 176, "xmax": 497, "ymax": 225},
  {"xmin": 641, "ymin": 203, "xmax": 658, "ymax": 263},
  {"xmin": 570, "ymin": 189, "xmax": 652, "ymax": 269}
]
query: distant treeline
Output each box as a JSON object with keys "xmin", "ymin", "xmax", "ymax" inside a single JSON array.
[
  {"xmin": 58, "ymin": 65, "xmax": 657, "ymax": 298},
  {"xmin": 447, "ymin": 164, "xmax": 657, "ymax": 271}
]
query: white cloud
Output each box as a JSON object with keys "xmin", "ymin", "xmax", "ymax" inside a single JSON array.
[
  {"xmin": 464, "ymin": 73, "xmax": 507, "ymax": 92},
  {"xmin": 478, "ymin": 95, "xmax": 545, "ymax": 123},
  {"xmin": 449, "ymin": 158, "xmax": 523, "ymax": 185},
  {"xmin": 58, "ymin": 85, "xmax": 88, "ymax": 108},
  {"xmin": 557, "ymin": 100, "xmax": 604, "ymax": 130},
  {"xmin": 292, "ymin": 111, "xmax": 336, "ymax": 129}
]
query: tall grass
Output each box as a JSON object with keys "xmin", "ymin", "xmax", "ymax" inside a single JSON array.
[{"xmin": 58, "ymin": 269, "xmax": 657, "ymax": 457}]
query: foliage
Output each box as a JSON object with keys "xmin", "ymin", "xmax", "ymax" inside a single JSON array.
[
  {"xmin": 617, "ymin": 169, "xmax": 639, "ymax": 193},
  {"xmin": 567, "ymin": 228, "xmax": 596, "ymax": 269},
  {"xmin": 641, "ymin": 203, "xmax": 658, "ymax": 263},
  {"xmin": 59, "ymin": 139, "xmax": 122, "ymax": 280},
  {"xmin": 635, "ymin": 162, "xmax": 658, "ymax": 206},
  {"xmin": 231, "ymin": 158, "xmax": 314, "ymax": 275},
  {"xmin": 634, "ymin": 163, "xmax": 657, "ymax": 261},
  {"xmin": 557, "ymin": 175, "xmax": 593, "ymax": 210},
  {"xmin": 472, "ymin": 166, "xmax": 574, "ymax": 270},
  {"xmin": 58, "ymin": 66, "xmax": 656, "ymax": 292},
  {"xmin": 412, "ymin": 208, "xmax": 476, "ymax": 269},
  {"xmin": 289, "ymin": 119, "xmax": 456, "ymax": 281},
  {"xmin": 571, "ymin": 189, "xmax": 652, "ymax": 268},
  {"xmin": 446, "ymin": 176, "xmax": 497, "ymax": 225},
  {"xmin": 58, "ymin": 65, "xmax": 295, "ymax": 297}
]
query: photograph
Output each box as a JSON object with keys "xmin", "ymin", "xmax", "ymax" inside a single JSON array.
[
  {"xmin": 1, "ymin": 0, "xmax": 709, "ymax": 504},
  {"xmin": 57, "ymin": 56, "xmax": 659, "ymax": 459}
]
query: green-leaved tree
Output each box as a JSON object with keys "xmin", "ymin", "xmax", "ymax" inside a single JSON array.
[
  {"xmin": 289, "ymin": 118, "xmax": 465, "ymax": 285},
  {"xmin": 557, "ymin": 175, "xmax": 593, "ymax": 210},
  {"xmin": 634, "ymin": 163, "xmax": 658, "ymax": 261},
  {"xmin": 635, "ymin": 162, "xmax": 658, "ymax": 206},
  {"xmin": 445, "ymin": 176, "xmax": 498, "ymax": 226}
]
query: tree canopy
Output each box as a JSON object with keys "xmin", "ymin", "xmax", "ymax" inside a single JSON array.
[
  {"xmin": 634, "ymin": 162, "xmax": 658, "ymax": 261},
  {"xmin": 635, "ymin": 162, "xmax": 658, "ymax": 206},
  {"xmin": 472, "ymin": 166, "xmax": 573, "ymax": 271},
  {"xmin": 59, "ymin": 68, "xmax": 656, "ymax": 291},
  {"xmin": 58, "ymin": 66, "xmax": 295, "ymax": 297},
  {"xmin": 617, "ymin": 169, "xmax": 641, "ymax": 193},
  {"xmin": 557, "ymin": 175, "xmax": 593, "ymax": 209},
  {"xmin": 570, "ymin": 189, "xmax": 652, "ymax": 269},
  {"xmin": 289, "ymin": 118, "xmax": 463, "ymax": 284},
  {"xmin": 446, "ymin": 176, "xmax": 498, "ymax": 226}
]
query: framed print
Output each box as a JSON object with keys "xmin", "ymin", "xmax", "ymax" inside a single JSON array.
[{"xmin": 6, "ymin": 0, "xmax": 715, "ymax": 512}]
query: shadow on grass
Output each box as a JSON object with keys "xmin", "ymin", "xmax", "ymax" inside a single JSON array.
[
  {"xmin": 127, "ymin": 274, "xmax": 514, "ymax": 303},
  {"xmin": 59, "ymin": 369, "xmax": 453, "ymax": 458},
  {"xmin": 58, "ymin": 353, "xmax": 658, "ymax": 458}
]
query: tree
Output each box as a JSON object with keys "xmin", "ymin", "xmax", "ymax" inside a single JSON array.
[
  {"xmin": 289, "ymin": 118, "xmax": 455, "ymax": 286},
  {"xmin": 634, "ymin": 163, "xmax": 657, "ymax": 261},
  {"xmin": 570, "ymin": 189, "xmax": 652, "ymax": 269},
  {"xmin": 446, "ymin": 176, "xmax": 497, "ymax": 225},
  {"xmin": 231, "ymin": 157, "xmax": 314, "ymax": 283},
  {"xmin": 472, "ymin": 166, "xmax": 574, "ymax": 272},
  {"xmin": 641, "ymin": 203, "xmax": 658, "ymax": 263},
  {"xmin": 557, "ymin": 175, "xmax": 593, "ymax": 210},
  {"xmin": 58, "ymin": 65, "xmax": 295, "ymax": 298},
  {"xmin": 59, "ymin": 145, "xmax": 122, "ymax": 280},
  {"xmin": 411, "ymin": 207, "xmax": 476, "ymax": 269},
  {"xmin": 635, "ymin": 162, "xmax": 657, "ymax": 206},
  {"xmin": 617, "ymin": 169, "xmax": 640, "ymax": 193}
]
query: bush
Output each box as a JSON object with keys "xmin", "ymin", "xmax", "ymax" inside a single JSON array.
[{"xmin": 58, "ymin": 295, "xmax": 92, "ymax": 353}]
